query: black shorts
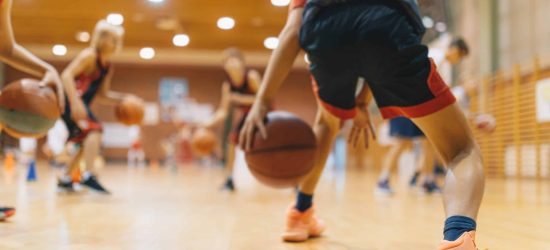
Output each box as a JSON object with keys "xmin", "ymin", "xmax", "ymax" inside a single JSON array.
[
  {"xmin": 300, "ymin": 1, "xmax": 455, "ymax": 120},
  {"xmin": 62, "ymin": 99, "xmax": 103, "ymax": 144}
]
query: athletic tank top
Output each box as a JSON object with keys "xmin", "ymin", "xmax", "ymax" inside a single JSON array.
[
  {"xmin": 75, "ymin": 53, "xmax": 110, "ymax": 105},
  {"xmin": 226, "ymin": 70, "xmax": 255, "ymax": 112}
]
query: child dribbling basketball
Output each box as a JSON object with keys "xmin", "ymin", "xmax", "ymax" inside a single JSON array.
[
  {"xmin": 57, "ymin": 20, "xmax": 130, "ymax": 194},
  {"xmin": 0, "ymin": 0, "xmax": 65, "ymax": 220},
  {"xmin": 239, "ymin": 0, "xmax": 485, "ymax": 249}
]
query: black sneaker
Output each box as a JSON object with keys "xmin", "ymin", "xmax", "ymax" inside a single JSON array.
[
  {"xmin": 434, "ymin": 165, "xmax": 447, "ymax": 176},
  {"xmin": 0, "ymin": 206, "xmax": 15, "ymax": 220},
  {"xmin": 81, "ymin": 175, "xmax": 110, "ymax": 194},
  {"xmin": 409, "ymin": 172, "xmax": 420, "ymax": 187},
  {"xmin": 57, "ymin": 179, "xmax": 75, "ymax": 193},
  {"xmin": 220, "ymin": 178, "xmax": 235, "ymax": 192},
  {"xmin": 421, "ymin": 181, "xmax": 442, "ymax": 194}
]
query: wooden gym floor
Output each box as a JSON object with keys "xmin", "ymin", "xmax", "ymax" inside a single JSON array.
[{"xmin": 0, "ymin": 155, "xmax": 549, "ymax": 250}]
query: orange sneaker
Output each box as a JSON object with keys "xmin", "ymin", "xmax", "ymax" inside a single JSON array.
[
  {"xmin": 438, "ymin": 231, "xmax": 478, "ymax": 250},
  {"xmin": 0, "ymin": 206, "xmax": 15, "ymax": 221},
  {"xmin": 281, "ymin": 205, "xmax": 326, "ymax": 242}
]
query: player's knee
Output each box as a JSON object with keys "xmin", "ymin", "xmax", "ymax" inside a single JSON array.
[{"xmin": 447, "ymin": 144, "xmax": 483, "ymax": 172}]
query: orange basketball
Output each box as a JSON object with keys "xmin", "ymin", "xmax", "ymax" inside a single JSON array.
[
  {"xmin": 0, "ymin": 79, "xmax": 60, "ymax": 138},
  {"xmin": 245, "ymin": 111, "xmax": 317, "ymax": 189},
  {"xmin": 116, "ymin": 95, "xmax": 145, "ymax": 125},
  {"xmin": 191, "ymin": 128, "xmax": 217, "ymax": 156}
]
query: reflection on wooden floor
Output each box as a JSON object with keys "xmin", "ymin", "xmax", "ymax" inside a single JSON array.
[{"xmin": 0, "ymin": 157, "xmax": 549, "ymax": 250}]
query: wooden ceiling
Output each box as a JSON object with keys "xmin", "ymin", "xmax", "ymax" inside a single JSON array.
[{"xmin": 11, "ymin": 0, "xmax": 290, "ymax": 52}]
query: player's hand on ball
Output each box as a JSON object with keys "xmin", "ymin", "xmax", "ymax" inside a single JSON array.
[
  {"xmin": 239, "ymin": 101, "xmax": 269, "ymax": 151},
  {"xmin": 348, "ymin": 104, "xmax": 376, "ymax": 148},
  {"xmin": 41, "ymin": 70, "xmax": 66, "ymax": 112}
]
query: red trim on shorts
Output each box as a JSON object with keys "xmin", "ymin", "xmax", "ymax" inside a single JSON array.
[
  {"xmin": 379, "ymin": 88, "xmax": 455, "ymax": 119},
  {"xmin": 289, "ymin": 0, "xmax": 306, "ymax": 10},
  {"xmin": 311, "ymin": 76, "xmax": 357, "ymax": 120},
  {"xmin": 379, "ymin": 58, "xmax": 456, "ymax": 119}
]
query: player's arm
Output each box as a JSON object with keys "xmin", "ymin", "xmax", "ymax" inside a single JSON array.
[
  {"xmin": 239, "ymin": 7, "xmax": 304, "ymax": 150},
  {"xmin": 61, "ymin": 49, "xmax": 94, "ymax": 106},
  {"xmin": 0, "ymin": 0, "xmax": 65, "ymax": 110},
  {"xmin": 204, "ymin": 82, "xmax": 232, "ymax": 128},
  {"xmin": 97, "ymin": 67, "xmax": 128, "ymax": 106},
  {"xmin": 230, "ymin": 70, "xmax": 262, "ymax": 105}
]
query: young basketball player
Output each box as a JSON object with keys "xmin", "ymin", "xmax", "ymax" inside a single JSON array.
[
  {"xmin": 376, "ymin": 117, "xmax": 438, "ymax": 195},
  {"xmin": 0, "ymin": 0, "xmax": 65, "ymax": 220},
  {"xmin": 240, "ymin": 0, "xmax": 484, "ymax": 249},
  {"xmin": 57, "ymin": 20, "xmax": 127, "ymax": 194},
  {"xmin": 204, "ymin": 48, "xmax": 260, "ymax": 191}
]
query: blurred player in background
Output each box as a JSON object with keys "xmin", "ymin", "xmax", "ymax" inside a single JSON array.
[
  {"xmin": 57, "ymin": 20, "xmax": 128, "ymax": 194},
  {"xmin": 203, "ymin": 48, "xmax": 260, "ymax": 191}
]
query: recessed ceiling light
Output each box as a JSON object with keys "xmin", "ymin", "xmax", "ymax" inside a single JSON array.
[
  {"xmin": 217, "ymin": 17, "xmax": 235, "ymax": 30},
  {"xmin": 75, "ymin": 31, "xmax": 90, "ymax": 43},
  {"xmin": 148, "ymin": 0, "xmax": 164, "ymax": 3},
  {"xmin": 52, "ymin": 44, "xmax": 67, "ymax": 56},
  {"xmin": 435, "ymin": 22, "xmax": 447, "ymax": 32},
  {"xmin": 107, "ymin": 13, "xmax": 124, "ymax": 26},
  {"xmin": 422, "ymin": 16, "xmax": 434, "ymax": 29},
  {"xmin": 263, "ymin": 37, "xmax": 279, "ymax": 50},
  {"xmin": 140, "ymin": 47, "xmax": 155, "ymax": 60},
  {"xmin": 271, "ymin": 0, "xmax": 290, "ymax": 7},
  {"xmin": 173, "ymin": 34, "xmax": 190, "ymax": 47}
]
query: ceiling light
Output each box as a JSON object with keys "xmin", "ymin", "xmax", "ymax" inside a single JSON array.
[
  {"xmin": 52, "ymin": 45, "xmax": 67, "ymax": 56},
  {"xmin": 148, "ymin": 0, "xmax": 164, "ymax": 3},
  {"xmin": 271, "ymin": 0, "xmax": 291, "ymax": 7},
  {"xmin": 107, "ymin": 13, "xmax": 124, "ymax": 26},
  {"xmin": 75, "ymin": 31, "xmax": 90, "ymax": 43},
  {"xmin": 217, "ymin": 17, "xmax": 235, "ymax": 30},
  {"xmin": 139, "ymin": 47, "xmax": 155, "ymax": 60},
  {"xmin": 264, "ymin": 37, "xmax": 279, "ymax": 50},
  {"xmin": 435, "ymin": 22, "xmax": 448, "ymax": 33},
  {"xmin": 173, "ymin": 34, "xmax": 190, "ymax": 47},
  {"xmin": 422, "ymin": 16, "xmax": 434, "ymax": 29}
]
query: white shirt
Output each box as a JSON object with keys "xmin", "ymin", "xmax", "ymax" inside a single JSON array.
[{"xmin": 428, "ymin": 33, "xmax": 453, "ymax": 85}]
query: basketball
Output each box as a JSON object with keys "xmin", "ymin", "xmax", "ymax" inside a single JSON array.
[
  {"xmin": 0, "ymin": 79, "xmax": 60, "ymax": 138},
  {"xmin": 115, "ymin": 95, "xmax": 145, "ymax": 125},
  {"xmin": 191, "ymin": 127, "xmax": 217, "ymax": 156},
  {"xmin": 244, "ymin": 111, "xmax": 317, "ymax": 188},
  {"xmin": 474, "ymin": 113, "xmax": 496, "ymax": 134}
]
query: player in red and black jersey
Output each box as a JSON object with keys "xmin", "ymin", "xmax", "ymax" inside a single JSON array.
[
  {"xmin": 240, "ymin": 0, "xmax": 483, "ymax": 248},
  {"xmin": 57, "ymin": 20, "xmax": 130, "ymax": 194},
  {"xmin": 0, "ymin": 0, "xmax": 65, "ymax": 220},
  {"xmin": 204, "ymin": 48, "xmax": 261, "ymax": 191}
]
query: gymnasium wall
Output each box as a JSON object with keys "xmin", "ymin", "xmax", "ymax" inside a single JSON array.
[
  {"xmin": 2, "ymin": 62, "xmax": 317, "ymax": 161},
  {"xmin": 468, "ymin": 57, "xmax": 550, "ymax": 179}
]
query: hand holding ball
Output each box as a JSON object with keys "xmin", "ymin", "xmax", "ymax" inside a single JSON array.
[{"xmin": 244, "ymin": 112, "xmax": 317, "ymax": 189}]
